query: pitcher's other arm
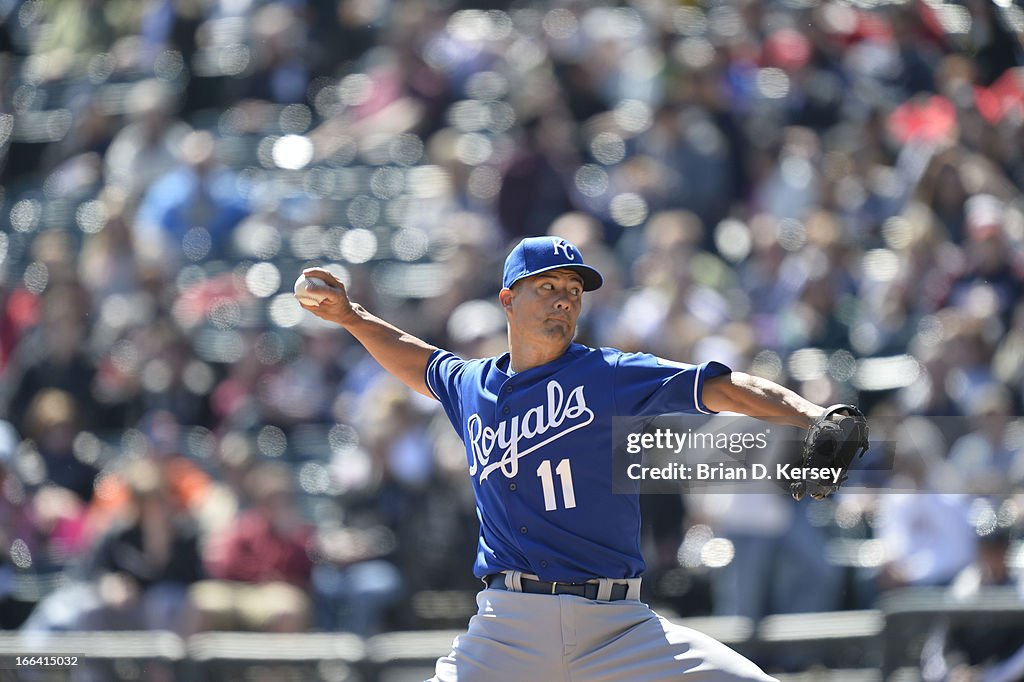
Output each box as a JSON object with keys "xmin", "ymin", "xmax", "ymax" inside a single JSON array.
[{"xmin": 703, "ymin": 372, "xmax": 822, "ymax": 429}]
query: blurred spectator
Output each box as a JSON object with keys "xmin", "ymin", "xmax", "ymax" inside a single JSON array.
[
  {"xmin": 361, "ymin": 378, "xmax": 435, "ymax": 494},
  {"xmin": 78, "ymin": 187, "xmax": 144, "ymax": 303},
  {"xmin": 635, "ymin": 105, "xmax": 735, "ymax": 231},
  {"xmin": 104, "ymin": 79, "xmax": 191, "ymax": 201},
  {"xmin": 260, "ymin": 331, "xmax": 347, "ymax": 425},
  {"xmin": 948, "ymin": 385, "xmax": 1019, "ymax": 493},
  {"xmin": 32, "ymin": 0, "xmax": 140, "ymax": 81},
  {"xmin": 698, "ymin": 426, "xmax": 844, "ymax": 622},
  {"xmin": 994, "ymin": 302, "xmax": 1024, "ymax": 408},
  {"xmin": 210, "ymin": 336, "xmax": 267, "ymax": 431},
  {"xmin": 497, "ymin": 113, "xmax": 576, "ymax": 240},
  {"xmin": 233, "ymin": 2, "xmax": 313, "ymax": 105},
  {"xmin": 875, "ymin": 419, "xmax": 977, "ymax": 590},
  {"xmin": 0, "ymin": 420, "xmax": 44, "ymax": 628},
  {"xmin": 962, "ymin": 0, "xmax": 1021, "ymax": 85},
  {"xmin": 878, "ymin": 494, "xmax": 977, "ymax": 590},
  {"xmin": 753, "ymin": 126, "xmax": 822, "ymax": 222},
  {"xmin": 189, "ymin": 430, "xmax": 256, "ymax": 540},
  {"xmin": 79, "ymin": 458, "xmax": 202, "ymax": 633},
  {"xmin": 950, "ymin": 527, "xmax": 1016, "ymax": 597},
  {"xmin": 1, "ymin": 292, "xmax": 97, "ymax": 433},
  {"xmin": 134, "ymin": 130, "xmax": 251, "ymax": 273},
  {"xmin": 136, "ymin": 331, "xmax": 214, "ymax": 426},
  {"xmin": 40, "ymin": 94, "xmax": 117, "ymax": 198},
  {"xmin": 21, "ymin": 389, "xmax": 99, "ymax": 505},
  {"xmin": 947, "ymin": 194, "xmax": 1021, "ymax": 324},
  {"xmin": 189, "ymin": 462, "xmax": 313, "ymax": 633},
  {"xmin": 86, "ymin": 410, "xmax": 215, "ymax": 540},
  {"xmin": 312, "ymin": 526, "xmax": 404, "ymax": 636},
  {"xmin": 921, "ymin": 528, "xmax": 1024, "ymax": 682},
  {"xmin": 0, "ymin": 286, "xmax": 35, "ymax": 377},
  {"xmin": 137, "ymin": 0, "xmax": 202, "ymax": 70}
]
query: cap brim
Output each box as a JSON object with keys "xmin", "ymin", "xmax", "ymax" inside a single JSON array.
[{"xmin": 507, "ymin": 264, "xmax": 604, "ymax": 292}]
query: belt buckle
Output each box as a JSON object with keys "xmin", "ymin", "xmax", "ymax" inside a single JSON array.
[{"xmin": 550, "ymin": 581, "xmax": 557, "ymax": 595}]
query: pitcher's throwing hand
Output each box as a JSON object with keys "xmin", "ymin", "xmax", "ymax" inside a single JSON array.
[{"xmin": 294, "ymin": 268, "xmax": 356, "ymax": 326}]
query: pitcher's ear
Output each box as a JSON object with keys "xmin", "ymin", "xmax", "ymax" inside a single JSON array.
[{"xmin": 499, "ymin": 288, "xmax": 513, "ymax": 309}]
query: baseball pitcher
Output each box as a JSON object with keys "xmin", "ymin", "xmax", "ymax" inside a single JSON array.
[{"xmin": 297, "ymin": 236, "xmax": 866, "ymax": 681}]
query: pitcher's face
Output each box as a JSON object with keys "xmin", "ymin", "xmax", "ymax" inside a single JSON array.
[{"xmin": 502, "ymin": 269, "xmax": 584, "ymax": 348}]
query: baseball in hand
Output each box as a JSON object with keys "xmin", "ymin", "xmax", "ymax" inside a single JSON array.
[{"xmin": 293, "ymin": 273, "xmax": 337, "ymax": 305}]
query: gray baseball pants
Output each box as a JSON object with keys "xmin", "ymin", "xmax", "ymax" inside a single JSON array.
[{"xmin": 430, "ymin": 587, "xmax": 778, "ymax": 681}]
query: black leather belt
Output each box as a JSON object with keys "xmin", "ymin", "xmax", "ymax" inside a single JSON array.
[{"xmin": 486, "ymin": 574, "xmax": 631, "ymax": 601}]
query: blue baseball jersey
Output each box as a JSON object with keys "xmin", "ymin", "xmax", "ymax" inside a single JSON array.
[{"xmin": 425, "ymin": 342, "xmax": 731, "ymax": 582}]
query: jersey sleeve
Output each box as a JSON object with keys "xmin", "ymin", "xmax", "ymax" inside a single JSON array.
[
  {"xmin": 424, "ymin": 349, "xmax": 468, "ymax": 437},
  {"xmin": 613, "ymin": 352, "xmax": 731, "ymax": 417}
]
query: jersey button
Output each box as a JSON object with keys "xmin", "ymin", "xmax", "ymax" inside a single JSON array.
[
  {"xmin": 505, "ymin": 386, "xmax": 513, "ymax": 393},
  {"xmin": 540, "ymin": 561, "xmax": 548, "ymax": 568},
  {"xmin": 519, "ymin": 526, "xmax": 528, "ymax": 534},
  {"xmin": 502, "ymin": 406, "xmax": 511, "ymax": 415},
  {"xmin": 509, "ymin": 483, "xmax": 516, "ymax": 491}
]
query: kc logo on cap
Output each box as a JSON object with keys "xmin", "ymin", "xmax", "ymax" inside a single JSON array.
[
  {"xmin": 502, "ymin": 236, "xmax": 603, "ymax": 292},
  {"xmin": 552, "ymin": 239, "xmax": 576, "ymax": 261}
]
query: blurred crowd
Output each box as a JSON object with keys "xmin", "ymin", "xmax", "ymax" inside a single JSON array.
[{"xmin": 0, "ymin": 0, "xmax": 1023, "ymax": 674}]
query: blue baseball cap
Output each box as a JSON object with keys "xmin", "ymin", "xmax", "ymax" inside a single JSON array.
[{"xmin": 502, "ymin": 237, "xmax": 603, "ymax": 292}]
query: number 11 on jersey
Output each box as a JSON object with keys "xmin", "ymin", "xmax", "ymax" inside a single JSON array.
[{"xmin": 536, "ymin": 459, "xmax": 577, "ymax": 511}]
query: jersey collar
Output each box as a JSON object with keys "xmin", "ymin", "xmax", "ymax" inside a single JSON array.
[{"xmin": 496, "ymin": 343, "xmax": 590, "ymax": 376}]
